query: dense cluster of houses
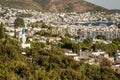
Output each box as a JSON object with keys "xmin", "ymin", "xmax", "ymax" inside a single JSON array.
[
  {"xmin": 0, "ymin": 7, "xmax": 120, "ymax": 73},
  {"xmin": 64, "ymin": 49, "xmax": 120, "ymax": 73},
  {"xmin": 0, "ymin": 7, "xmax": 120, "ymax": 40}
]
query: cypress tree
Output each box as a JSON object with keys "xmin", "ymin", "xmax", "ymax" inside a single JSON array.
[
  {"xmin": 14, "ymin": 17, "xmax": 25, "ymax": 28},
  {"xmin": 14, "ymin": 18, "xmax": 25, "ymax": 38},
  {"xmin": 0, "ymin": 22, "xmax": 5, "ymax": 39}
]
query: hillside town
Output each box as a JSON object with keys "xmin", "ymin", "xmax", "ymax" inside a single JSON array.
[{"xmin": 0, "ymin": 7, "xmax": 120, "ymax": 74}]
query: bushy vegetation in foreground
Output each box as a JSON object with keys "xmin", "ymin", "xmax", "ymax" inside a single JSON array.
[{"xmin": 0, "ymin": 38, "xmax": 120, "ymax": 80}]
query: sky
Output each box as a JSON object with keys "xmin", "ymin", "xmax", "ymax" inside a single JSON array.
[{"xmin": 85, "ymin": 0, "xmax": 120, "ymax": 9}]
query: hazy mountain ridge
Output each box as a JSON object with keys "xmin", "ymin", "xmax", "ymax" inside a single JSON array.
[
  {"xmin": 110, "ymin": 9, "xmax": 120, "ymax": 13},
  {"xmin": 0, "ymin": 0, "xmax": 107, "ymax": 12}
]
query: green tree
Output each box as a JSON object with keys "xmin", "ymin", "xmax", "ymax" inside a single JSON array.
[
  {"xmin": 92, "ymin": 42, "xmax": 107, "ymax": 51},
  {"xmin": 100, "ymin": 58, "xmax": 111, "ymax": 67},
  {"xmin": 72, "ymin": 42, "xmax": 85, "ymax": 53},
  {"xmin": 14, "ymin": 18, "xmax": 25, "ymax": 28},
  {"xmin": 93, "ymin": 42, "xmax": 118, "ymax": 56},
  {"xmin": 72, "ymin": 43, "xmax": 80, "ymax": 53},
  {"xmin": 106, "ymin": 43, "xmax": 118, "ymax": 56},
  {"xmin": 31, "ymin": 41, "xmax": 46, "ymax": 49},
  {"xmin": 112, "ymin": 38, "xmax": 120, "ymax": 45},
  {"xmin": 96, "ymin": 35, "xmax": 106, "ymax": 40},
  {"xmin": 0, "ymin": 23, "xmax": 5, "ymax": 39},
  {"xmin": 61, "ymin": 37, "xmax": 74, "ymax": 49},
  {"xmin": 83, "ymin": 37, "xmax": 93, "ymax": 50}
]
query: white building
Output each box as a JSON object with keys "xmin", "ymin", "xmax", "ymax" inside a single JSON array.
[{"xmin": 20, "ymin": 28, "xmax": 30, "ymax": 48}]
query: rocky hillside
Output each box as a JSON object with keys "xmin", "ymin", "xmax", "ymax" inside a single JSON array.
[{"xmin": 0, "ymin": 0, "xmax": 107, "ymax": 12}]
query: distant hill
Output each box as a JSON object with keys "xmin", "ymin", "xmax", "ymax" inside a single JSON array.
[{"xmin": 0, "ymin": 0, "xmax": 107, "ymax": 12}]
